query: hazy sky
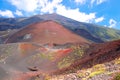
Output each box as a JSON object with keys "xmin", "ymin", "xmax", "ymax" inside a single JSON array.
[{"xmin": 0, "ymin": 0, "xmax": 120, "ymax": 29}]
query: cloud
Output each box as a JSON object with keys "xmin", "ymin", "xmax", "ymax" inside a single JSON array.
[
  {"xmin": 95, "ymin": 17, "xmax": 104, "ymax": 23},
  {"xmin": 7, "ymin": 0, "xmax": 104, "ymax": 23},
  {"xmin": 90, "ymin": 0, "xmax": 107, "ymax": 7},
  {"xmin": 8, "ymin": 0, "xmax": 38, "ymax": 12},
  {"xmin": 74, "ymin": 0, "xmax": 107, "ymax": 5},
  {"xmin": 56, "ymin": 5, "xmax": 101, "ymax": 23},
  {"xmin": 91, "ymin": 0, "xmax": 95, "ymax": 5},
  {"xmin": 0, "ymin": 10, "xmax": 14, "ymax": 17},
  {"xmin": 38, "ymin": 0, "xmax": 63, "ymax": 13},
  {"xmin": 37, "ymin": 0, "xmax": 104, "ymax": 23},
  {"xmin": 104, "ymin": 25, "xmax": 107, "ymax": 27},
  {"xmin": 74, "ymin": 0, "xmax": 86, "ymax": 4},
  {"xmin": 108, "ymin": 19, "xmax": 117, "ymax": 28},
  {"xmin": 8, "ymin": 0, "xmax": 63, "ymax": 13},
  {"xmin": 96, "ymin": 0, "xmax": 106, "ymax": 5},
  {"xmin": 15, "ymin": 10, "xmax": 23, "ymax": 16},
  {"xmin": 37, "ymin": 0, "xmax": 106, "ymax": 23}
]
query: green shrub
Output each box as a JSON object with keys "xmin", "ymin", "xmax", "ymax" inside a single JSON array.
[{"xmin": 114, "ymin": 73, "xmax": 120, "ymax": 80}]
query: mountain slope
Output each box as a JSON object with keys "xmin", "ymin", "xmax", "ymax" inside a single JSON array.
[
  {"xmin": 1, "ymin": 14, "xmax": 120, "ymax": 42},
  {"xmin": 0, "ymin": 39, "xmax": 120, "ymax": 80},
  {"xmin": 15, "ymin": 13, "xmax": 120, "ymax": 42},
  {"xmin": 5, "ymin": 20, "xmax": 89, "ymax": 44},
  {"xmin": 51, "ymin": 39, "xmax": 120, "ymax": 80}
]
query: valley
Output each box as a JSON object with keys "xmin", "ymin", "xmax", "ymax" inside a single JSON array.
[{"xmin": 0, "ymin": 14, "xmax": 120, "ymax": 80}]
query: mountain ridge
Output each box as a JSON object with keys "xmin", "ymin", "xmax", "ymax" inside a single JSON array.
[
  {"xmin": 5, "ymin": 20, "xmax": 89, "ymax": 44},
  {"xmin": 0, "ymin": 13, "xmax": 120, "ymax": 43},
  {"xmin": 0, "ymin": 14, "xmax": 120, "ymax": 80}
]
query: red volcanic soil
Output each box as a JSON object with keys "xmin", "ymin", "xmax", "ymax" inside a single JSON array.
[
  {"xmin": 1, "ymin": 39, "xmax": 120, "ymax": 79},
  {"xmin": 54, "ymin": 48, "xmax": 73, "ymax": 61},
  {"xmin": 19, "ymin": 43, "xmax": 38, "ymax": 55},
  {"xmin": 0, "ymin": 42, "xmax": 74, "ymax": 80},
  {"xmin": 53, "ymin": 39, "xmax": 120, "ymax": 74},
  {"xmin": 5, "ymin": 20, "xmax": 89, "ymax": 44}
]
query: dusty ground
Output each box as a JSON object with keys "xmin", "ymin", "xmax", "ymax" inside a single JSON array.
[{"xmin": 0, "ymin": 40, "xmax": 120, "ymax": 80}]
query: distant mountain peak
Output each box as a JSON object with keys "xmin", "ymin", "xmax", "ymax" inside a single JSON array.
[
  {"xmin": 5, "ymin": 20, "xmax": 89, "ymax": 44},
  {"xmin": 1, "ymin": 13, "xmax": 120, "ymax": 43}
]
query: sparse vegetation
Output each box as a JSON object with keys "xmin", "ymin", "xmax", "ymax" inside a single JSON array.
[
  {"xmin": 32, "ymin": 52, "xmax": 55, "ymax": 60},
  {"xmin": 70, "ymin": 45, "xmax": 85, "ymax": 59},
  {"xmin": 0, "ymin": 14, "xmax": 120, "ymax": 80},
  {"xmin": 114, "ymin": 58, "xmax": 120, "ymax": 64},
  {"xmin": 57, "ymin": 45, "xmax": 88, "ymax": 70},
  {"xmin": 76, "ymin": 64, "xmax": 106, "ymax": 79},
  {"xmin": 0, "ymin": 44, "xmax": 15, "ymax": 62},
  {"xmin": 114, "ymin": 73, "xmax": 120, "ymax": 80},
  {"xmin": 57, "ymin": 56, "xmax": 74, "ymax": 69},
  {"xmin": 89, "ymin": 64, "xmax": 106, "ymax": 77},
  {"xmin": 89, "ymin": 70, "xmax": 104, "ymax": 78},
  {"xmin": 77, "ymin": 70, "xmax": 90, "ymax": 78},
  {"xmin": 92, "ymin": 64, "xmax": 106, "ymax": 71}
]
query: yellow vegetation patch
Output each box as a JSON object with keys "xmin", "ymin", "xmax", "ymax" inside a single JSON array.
[
  {"xmin": 76, "ymin": 64, "xmax": 106, "ymax": 80},
  {"xmin": 57, "ymin": 56, "xmax": 74, "ymax": 69},
  {"xmin": 89, "ymin": 70, "xmax": 104, "ymax": 78},
  {"xmin": 88, "ymin": 64, "xmax": 106, "ymax": 78},
  {"xmin": 114, "ymin": 58, "xmax": 120, "ymax": 64},
  {"xmin": 92, "ymin": 64, "xmax": 106, "ymax": 71}
]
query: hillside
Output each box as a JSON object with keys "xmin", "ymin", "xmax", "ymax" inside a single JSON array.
[
  {"xmin": 5, "ymin": 20, "xmax": 89, "ymax": 44},
  {"xmin": 0, "ymin": 13, "xmax": 120, "ymax": 80},
  {"xmin": 0, "ymin": 39, "xmax": 120, "ymax": 80},
  {"xmin": 0, "ymin": 14, "xmax": 120, "ymax": 43}
]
